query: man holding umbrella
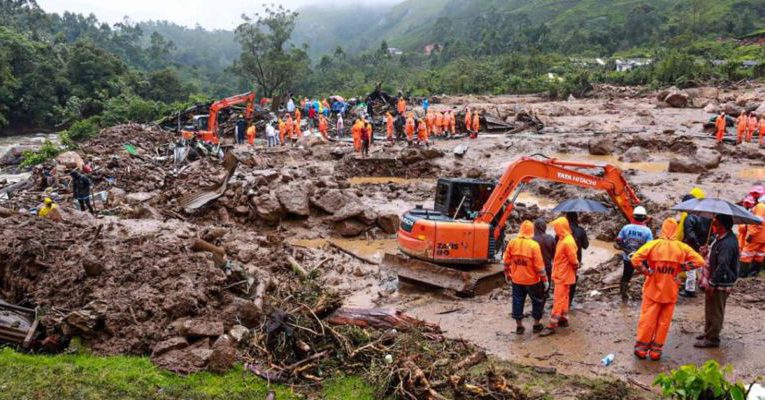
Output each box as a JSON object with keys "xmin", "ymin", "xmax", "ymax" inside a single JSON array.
[{"xmin": 696, "ymin": 214, "xmax": 740, "ymax": 348}]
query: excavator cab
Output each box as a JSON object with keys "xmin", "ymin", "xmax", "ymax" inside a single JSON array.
[
  {"xmin": 434, "ymin": 178, "xmax": 496, "ymax": 220},
  {"xmin": 191, "ymin": 115, "xmax": 209, "ymax": 131}
]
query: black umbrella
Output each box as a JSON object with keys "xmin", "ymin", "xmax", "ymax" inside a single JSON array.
[
  {"xmin": 552, "ymin": 198, "xmax": 609, "ymax": 213},
  {"xmin": 671, "ymin": 198, "xmax": 762, "ymax": 225}
]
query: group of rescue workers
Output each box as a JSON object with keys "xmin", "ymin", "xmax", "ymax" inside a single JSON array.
[
  {"xmin": 504, "ymin": 187, "xmax": 751, "ymax": 362},
  {"xmin": 242, "ymin": 95, "xmax": 482, "ymax": 156},
  {"xmin": 714, "ymin": 110, "xmax": 765, "ymax": 145}
]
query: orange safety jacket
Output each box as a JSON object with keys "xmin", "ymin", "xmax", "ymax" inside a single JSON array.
[
  {"xmin": 631, "ymin": 218, "xmax": 705, "ymax": 304},
  {"xmin": 503, "ymin": 220, "xmax": 547, "ymax": 285},
  {"xmin": 465, "ymin": 111, "xmax": 472, "ymax": 131},
  {"xmin": 397, "ymin": 99, "xmax": 406, "ymax": 114},
  {"xmin": 417, "ymin": 121, "xmax": 428, "ymax": 140},
  {"xmin": 405, "ymin": 117, "xmax": 415, "ymax": 139},
  {"xmin": 748, "ymin": 116, "xmax": 758, "ymax": 134},
  {"xmin": 715, "ymin": 115, "xmax": 726, "ymax": 133},
  {"xmin": 472, "ymin": 114, "xmax": 480, "ymax": 132},
  {"xmin": 550, "ymin": 217, "xmax": 578, "ymax": 285},
  {"xmin": 386, "ymin": 113, "xmax": 394, "ymax": 136},
  {"xmin": 737, "ymin": 115, "xmax": 748, "ymax": 135}
]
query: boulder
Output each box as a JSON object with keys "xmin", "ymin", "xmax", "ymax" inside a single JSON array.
[
  {"xmin": 358, "ymin": 208, "xmax": 378, "ymax": 225},
  {"xmin": 703, "ymin": 103, "xmax": 719, "ymax": 114},
  {"xmin": 310, "ymin": 189, "xmax": 359, "ymax": 214},
  {"xmin": 668, "ymin": 149, "xmax": 720, "ymax": 173},
  {"xmin": 723, "ymin": 102, "xmax": 742, "ymax": 117},
  {"xmin": 663, "ymin": 91, "xmax": 689, "ymax": 108},
  {"xmin": 329, "ymin": 202, "xmax": 365, "ymax": 222},
  {"xmin": 208, "ymin": 335, "xmax": 237, "ymax": 374},
  {"xmin": 55, "ymin": 151, "xmax": 84, "ymax": 170},
  {"xmin": 757, "ymin": 102, "xmax": 765, "ymax": 116},
  {"xmin": 152, "ymin": 339, "xmax": 212, "ymax": 375},
  {"xmin": 588, "ymin": 137, "xmax": 614, "ymax": 155},
  {"xmin": 276, "ymin": 183, "xmax": 311, "ymax": 217},
  {"xmin": 334, "ymin": 219, "xmax": 367, "ymax": 237},
  {"xmin": 376, "ymin": 214, "xmax": 400, "ymax": 234},
  {"xmin": 618, "ymin": 146, "xmax": 651, "ymax": 163},
  {"xmin": 179, "ymin": 319, "xmax": 224, "ymax": 337},
  {"xmin": 696, "ymin": 149, "xmax": 722, "ymax": 170},
  {"xmin": 453, "ymin": 144, "xmax": 468, "ymax": 158},
  {"xmin": 228, "ymin": 325, "xmax": 249, "ymax": 343},
  {"xmin": 221, "ymin": 297, "xmax": 261, "ymax": 328},
  {"xmin": 0, "ymin": 146, "xmax": 34, "ymax": 166},
  {"xmin": 736, "ymin": 93, "xmax": 758, "ymax": 107},
  {"xmin": 108, "ymin": 188, "xmax": 127, "ymax": 207},
  {"xmin": 151, "ymin": 337, "xmax": 189, "ymax": 357},
  {"xmin": 254, "ymin": 193, "xmax": 284, "ymax": 225}
]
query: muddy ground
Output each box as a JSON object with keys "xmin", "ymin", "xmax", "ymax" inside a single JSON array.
[{"xmin": 2, "ymin": 83, "xmax": 765, "ymax": 398}]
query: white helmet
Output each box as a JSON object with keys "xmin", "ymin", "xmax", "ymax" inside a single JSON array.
[
  {"xmin": 633, "ymin": 206, "xmax": 648, "ymax": 220},
  {"xmin": 759, "ymin": 196, "xmax": 765, "ymax": 204}
]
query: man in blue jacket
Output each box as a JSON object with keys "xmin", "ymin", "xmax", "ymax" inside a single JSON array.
[{"xmin": 616, "ymin": 206, "xmax": 653, "ymax": 302}]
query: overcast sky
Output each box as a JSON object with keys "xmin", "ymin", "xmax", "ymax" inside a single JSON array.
[{"xmin": 37, "ymin": 0, "xmax": 400, "ymax": 30}]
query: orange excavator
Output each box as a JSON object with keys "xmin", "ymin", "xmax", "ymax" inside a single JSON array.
[
  {"xmin": 181, "ymin": 92, "xmax": 256, "ymax": 144},
  {"xmin": 384, "ymin": 156, "xmax": 642, "ymax": 295}
]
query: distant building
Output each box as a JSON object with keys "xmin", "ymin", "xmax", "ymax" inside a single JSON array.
[
  {"xmin": 387, "ymin": 47, "xmax": 403, "ymax": 56},
  {"xmin": 615, "ymin": 58, "xmax": 653, "ymax": 72}
]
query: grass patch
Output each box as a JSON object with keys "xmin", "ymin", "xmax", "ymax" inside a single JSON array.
[
  {"xmin": 0, "ymin": 347, "xmax": 302, "ymax": 399},
  {"xmin": 322, "ymin": 375, "xmax": 375, "ymax": 400}
]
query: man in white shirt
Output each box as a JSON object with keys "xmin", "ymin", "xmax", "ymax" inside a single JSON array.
[{"xmin": 266, "ymin": 123, "xmax": 277, "ymax": 147}]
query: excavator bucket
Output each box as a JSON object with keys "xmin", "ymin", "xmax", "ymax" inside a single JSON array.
[{"xmin": 383, "ymin": 253, "xmax": 505, "ymax": 296}]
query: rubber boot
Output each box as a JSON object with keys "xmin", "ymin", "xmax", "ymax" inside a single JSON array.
[{"xmin": 620, "ymin": 281, "xmax": 629, "ymax": 303}]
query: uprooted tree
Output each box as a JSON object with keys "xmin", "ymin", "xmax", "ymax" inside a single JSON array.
[{"xmin": 233, "ymin": 5, "xmax": 308, "ymax": 99}]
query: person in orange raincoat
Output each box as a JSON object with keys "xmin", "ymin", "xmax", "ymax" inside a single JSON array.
[
  {"xmin": 417, "ymin": 119, "xmax": 429, "ymax": 146},
  {"xmin": 747, "ymin": 112, "xmax": 758, "ymax": 143},
  {"xmin": 540, "ymin": 217, "xmax": 578, "ymax": 336},
  {"xmin": 740, "ymin": 201, "xmax": 765, "ymax": 277},
  {"xmin": 434, "ymin": 111, "xmax": 444, "ymax": 136},
  {"xmin": 504, "ymin": 220, "xmax": 549, "ymax": 334},
  {"xmin": 712, "ymin": 112, "xmax": 724, "ymax": 143},
  {"xmin": 759, "ymin": 116, "xmax": 765, "ymax": 146},
  {"xmin": 448, "ymin": 111, "xmax": 456, "ymax": 135},
  {"xmin": 385, "ymin": 112, "xmax": 394, "ymax": 142},
  {"xmin": 631, "ymin": 218, "xmax": 705, "ymax": 360},
  {"xmin": 464, "ymin": 109, "xmax": 472, "ymax": 133},
  {"xmin": 278, "ymin": 117, "xmax": 286, "ymax": 145},
  {"xmin": 246, "ymin": 123, "xmax": 256, "ymax": 145},
  {"xmin": 397, "ymin": 97, "xmax": 406, "ymax": 116},
  {"xmin": 284, "ymin": 115, "xmax": 294, "ymax": 146},
  {"xmin": 425, "ymin": 110, "xmax": 434, "ymax": 136},
  {"xmin": 318, "ymin": 115, "xmax": 328, "ymax": 140},
  {"xmin": 471, "ymin": 111, "xmax": 480, "ymax": 138},
  {"xmin": 405, "ymin": 114, "xmax": 415, "ymax": 144},
  {"xmin": 289, "ymin": 114, "xmax": 300, "ymax": 146},
  {"xmin": 294, "ymin": 108, "xmax": 301, "ymax": 134},
  {"xmin": 351, "ymin": 119, "xmax": 362, "ymax": 152},
  {"xmin": 736, "ymin": 112, "xmax": 747, "ymax": 144}
]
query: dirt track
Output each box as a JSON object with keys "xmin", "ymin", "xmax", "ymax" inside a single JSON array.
[{"xmin": 2, "ymin": 83, "xmax": 765, "ymax": 396}]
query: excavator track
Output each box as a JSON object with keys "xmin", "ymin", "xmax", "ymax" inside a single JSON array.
[{"xmin": 383, "ymin": 253, "xmax": 505, "ymax": 297}]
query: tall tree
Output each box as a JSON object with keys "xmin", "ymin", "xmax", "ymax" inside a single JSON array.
[{"xmin": 234, "ymin": 5, "xmax": 308, "ymax": 97}]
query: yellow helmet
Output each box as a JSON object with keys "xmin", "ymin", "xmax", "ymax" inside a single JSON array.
[
  {"xmin": 43, "ymin": 197, "xmax": 52, "ymax": 205},
  {"xmin": 689, "ymin": 187, "xmax": 706, "ymax": 199}
]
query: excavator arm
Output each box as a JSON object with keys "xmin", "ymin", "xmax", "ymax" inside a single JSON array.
[
  {"xmin": 477, "ymin": 157, "xmax": 641, "ymax": 241},
  {"xmin": 206, "ymin": 91, "xmax": 256, "ymax": 133}
]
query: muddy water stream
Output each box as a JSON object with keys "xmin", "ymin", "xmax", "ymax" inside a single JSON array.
[
  {"xmin": 550, "ymin": 153, "xmax": 670, "ymax": 173},
  {"xmin": 0, "ymin": 133, "xmax": 58, "ymax": 183}
]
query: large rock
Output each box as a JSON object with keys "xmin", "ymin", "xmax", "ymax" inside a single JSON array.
[
  {"xmin": 723, "ymin": 102, "xmax": 742, "ymax": 117},
  {"xmin": 618, "ymin": 146, "xmax": 651, "ymax": 163},
  {"xmin": 0, "ymin": 146, "xmax": 34, "ymax": 166},
  {"xmin": 207, "ymin": 335, "xmax": 237, "ymax": 374},
  {"xmin": 668, "ymin": 149, "xmax": 720, "ymax": 173},
  {"xmin": 696, "ymin": 148, "xmax": 722, "ymax": 170},
  {"xmin": 376, "ymin": 214, "xmax": 400, "ymax": 234},
  {"xmin": 276, "ymin": 183, "xmax": 311, "ymax": 217},
  {"xmin": 179, "ymin": 319, "xmax": 224, "ymax": 337},
  {"xmin": 55, "ymin": 151, "xmax": 84, "ymax": 170},
  {"xmin": 221, "ymin": 297, "xmax": 261, "ymax": 328},
  {"xmin": 588, "ymin": 136, "xmax": 614, "ymax": 155},
  {"xmin": 152, "ymin": 339, "xmax": 212, "ymax": 375},
  {"xmin": 334, "ymin": 219, "xmax": 367, "ymax": 237},
  {"xmin": 329, "ymin": 202, "xmax": 365, "ymax": 222},
  {"xmin": 757, "ymin": 102, "xmax": 765, "ymax": 115},
  {"xmin": 310, "ymin": 189, "xmax": 359, "ymax": 214},
  {"xmin": 151, "ymin": 337, "xmax": 189, "ymax": 357},
  {"xmin": 254, "ymin": 193, "xmax": 284, "ymax": 224}
]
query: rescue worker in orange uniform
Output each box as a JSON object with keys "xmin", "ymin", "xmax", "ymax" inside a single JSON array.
[
  {"xmin": 385, "ymin": 112, "xmax": 394, "ymax": 143},
  {"xmin": 397, "ymin": 97, "xmax": 406, "ymax": 116},
  {"xmin": 318, "ymin": 115, "xmax": 328, "ymax": 140},
  {"xmin": 278, "ymin": 117, "xmax": 286, "ymax": 145},
  {"xmin": 246, "ymin": 123, "xmax": 256, "ymax": 145},
  {"xmin": 294, "ymin": 108, "xmax": 301, "ymax": 134},
  {"xmin": 284, "ymin": 115, "xmax": 294, "ymax": 146},
  {"xmin": 631, "ymin": 218, "xmax": 705, "ymax": 360},
  {"xmin": 425, "ymin": 110, "xmax": 434, "ymax": 136},
  {"xmin": 540, "ymin": 217, "xmax": 578, "ymax": 336},
  {"xmin": 759, "ymin": 116, "xmax": 765, "ymax": 146},
  {"xmin": 747, "ymin": 112, "xmax": 758, "ymax": 143},
  {"xmin": 504, "ymin": 220, "xmax": 549, "ymax": 334},
  {"xmin": 434, "ymin": 111, "xmax": 444, "ymax": 137},
  {"xmin": 351, "ymin": 119, "xmax": 362, "ymax": 152},
  {"xmin": 405, "ymin": 114, "xmax": 415, "ymax": 145},
  {"xmin": 711, "ymin": 112, "xmax": 724, "ymax": 143},
  {"xmin": 464, "ymin": 109, "xmax": 472, "ymax": 133},
  {"xmin": 471, "ymin": 111, "xmax": 480, "ymax": 138},
  {"xmin": 289, "ymin": 114, "xmax": 300, "ymax": 146},
  {"xmin": 448, "ymin": 110, "xmax": 456, "ymax": 136},
  {"xmin": 740, "ymin": 200, "xmax": 765, "ymax": 277},
  {"xmin": 736, "ymin": 112, "xmax": 747, "ymax": 144},
  {"xmin": 417, "ymin": 119, "xmax": 429, "ymax": 146}
]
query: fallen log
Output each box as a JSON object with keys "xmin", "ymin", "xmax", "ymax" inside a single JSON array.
[
  {"xmin": 253, "ymin": 278, "xmax": 268, "ymax": 312},
  {"xmin": 401, "ymin": 359, "xmax": 448, "ymax": 400},
  {"xmin": 451, "ymin": 351, "xmax": 487, "ymax": 372},
  {"xmin": 327, "ymin": 307, "xmax": 441, "ymax": 333}
]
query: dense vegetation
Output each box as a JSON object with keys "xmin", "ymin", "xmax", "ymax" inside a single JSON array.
[{"xmin": 1, "ymin": 0, "xmax": 764, "ymax": 137}]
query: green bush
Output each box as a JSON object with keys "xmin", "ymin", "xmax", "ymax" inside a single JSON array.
[
  {"xmin": 66, "ymin": 117, "xmax": 101, "ymax": 141},
  {"xmin": 20, "ymin": 139, "xmax": 62, "ymax": 168},
  {"xmin": 654, "ymin": 360, "xmax": 748, "ymax": 400}
]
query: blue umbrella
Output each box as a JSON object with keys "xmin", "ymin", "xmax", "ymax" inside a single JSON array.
[
  {"xmin": 671, "ymin": 197, "xmax": 762, "ymax": 225},
  {"xmin": 552, "ymin": 198, "xmax": 609, "ymax": 213}
]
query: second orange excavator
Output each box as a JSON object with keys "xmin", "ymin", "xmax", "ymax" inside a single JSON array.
[
  {"xmin": 181, "ymin": 92, "xmax": 256, "ymax": 144},
  {"xmin": 384, "ymin": 156, "xmax": 642, "ymax": 295}
]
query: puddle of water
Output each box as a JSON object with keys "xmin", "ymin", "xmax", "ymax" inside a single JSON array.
[
  {"xmin": 288, "ymin": 237, "xmax": 398, "ymax": 264},
  {"xmin": 549, "ymin": 153, "xmax": 669, "ymax": 173},
  {"xmin": 289, "ymin": 238, "xmax": 329, "ymax": 249},
  {"xmin": 739, "ymin": 168, "xmax": 765, "ymax": 181},
  {"xmin": 582, "ymin": 239, "xmax": 620, "ymax": 272},
  {"xmin": 348, "ymin": 176, "xmax": 430, "ymax": 185}
]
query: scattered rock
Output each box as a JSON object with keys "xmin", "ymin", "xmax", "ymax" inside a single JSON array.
[
  {"xmin": 310, "ymin": 189, "xmax": 359, "ymax": 214},
  {"xmin": 588, "ymin": 136, "xmax": 614, "ymax": 155},
  {"xmin": 276, "ymin": 183, "xmax": 311, "ymax": 217},
  {"xmin": 329, "ymin": 203, "xmax": 365, "ymax": 222},
  {"xmin": 228, "ymin": 325, "xmax": 249, "ymax": 343},
  {"xmin": 55, "ymin": 151, "xmax": 84, "ymax": 170},
  {"xmin": 669, "ymin": 157, "xmax": 704, "ymax": 173},
  {"xmin": 696, "ymin": 148, "xmax": 722, "ymax": 170},
  {"xmin": 208, "ymin": 335, "xmax": 237, "ymax": 374},
  {"xmin": 151, "ymin": 337, "xmax": 189, "ymax": 357},
  {"xmin": 334, "ymin": 219, "xmax": 367, "ymax": 237},
  {"xmin": 82, "ymin": 257, "xmax": 104, "ymax": 277},
  {"xmin": 179, "ymin": 319, "xmax": 224, "ymax": 337},
  {"xmin": 376, "ymin": 214, "xmax": 400, "ymax": 234},
  {"xmin": 254, "ymin": 193, "xmax": 284, "ymax": 225},
  {"xmin": 453, "ymin": 144, "xmax": 468, "ymax": 158},
  {"xmin": 618, "ymin": 146, "xmax": 651, "ymax": 163},
  {"xmin": 0, "ymin": 146, "xmax": 34, "ymax": 166}
]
